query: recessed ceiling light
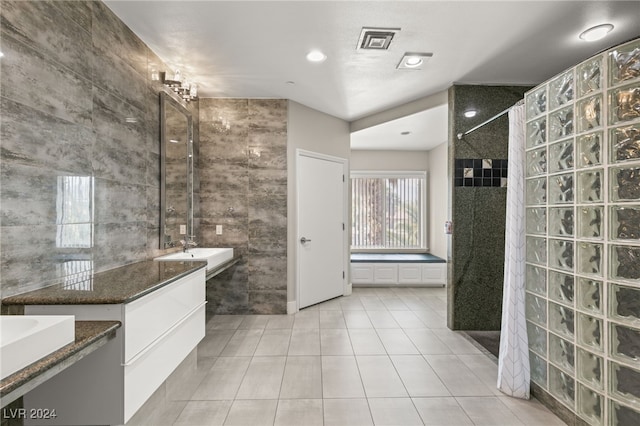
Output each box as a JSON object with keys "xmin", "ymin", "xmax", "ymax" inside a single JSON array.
[
  {"xmin": 397, "ymin": 52, "xmax": 433, "ymax": 70},
  {"xmin": 401, "ymin": 131, "xmax": 411, "ymax": 136},
  {"xmin": 464, "ymin": 110, "xmax": 477, "ymax": 118},
  {"xmin": 579, "ymin": 24, "xmax": 614, "ymax": 41},
  {"xmin": 306, "ymin": 50, "xmax": 327, "ymax": 63},
  {"xmin": 285, "ymin": 81, "xmax": 295, "ymax": 85}
]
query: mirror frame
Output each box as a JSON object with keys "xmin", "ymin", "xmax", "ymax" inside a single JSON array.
[{"xmin": 160, "ymin": 91, "xmax": 194, "ymax": 249}]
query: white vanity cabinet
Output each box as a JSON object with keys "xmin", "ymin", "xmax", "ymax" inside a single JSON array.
[
  {"xmin": 351, "ymin": 262, "xmax": 446, "ymax": 286},
  {"xmin": 23, "ymin": 266, "xmax": 206, "ymax": 425}
]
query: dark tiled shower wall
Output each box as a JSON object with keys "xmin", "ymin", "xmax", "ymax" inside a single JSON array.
[{"xmin": 448, "ymin": 84, "xmax": 532, "ymax": 330}]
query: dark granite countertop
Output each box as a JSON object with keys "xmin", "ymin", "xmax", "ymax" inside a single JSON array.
[
  {"xmin": 0, "ymin": 321, "xmax": 121, "ymax": 405},
  {"xmin": 1, "ymin": 260, "xmax": 207, "ymax": 306}
]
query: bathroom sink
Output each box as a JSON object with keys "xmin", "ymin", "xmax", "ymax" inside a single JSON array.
[
  {"xmin": 155, "ymin": 247, "xmax": 234, "ymax": 272},
  {"xmin": 0, "ymin": 315, "xmax": 75, "ymax": 380}
]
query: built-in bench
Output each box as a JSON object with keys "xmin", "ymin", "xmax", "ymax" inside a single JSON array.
[{"xmin": 350, "ymin": 253, "xmax": 446, "ymax": 286}]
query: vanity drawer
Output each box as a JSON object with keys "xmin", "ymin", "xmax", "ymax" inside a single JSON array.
[
  {"xmin": 123, "ymin": 303, "xmax": 205, "ymax": 422},
  {"xmin": 124, "ymin": 268, "xmax": 205, "ymax": 362}
]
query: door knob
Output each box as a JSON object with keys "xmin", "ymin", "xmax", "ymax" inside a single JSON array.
[{"xmin": 300, "ymin": 237, "xmax": 312, "ymax": 244}]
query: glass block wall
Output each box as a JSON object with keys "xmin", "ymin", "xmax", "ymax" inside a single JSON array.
[{"xmin": 524, "ymin": 38, "xmax": 640, "ymax": 426}]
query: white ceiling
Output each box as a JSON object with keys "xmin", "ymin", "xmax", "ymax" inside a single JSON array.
[{"xmin": 104, "ymin": 1, "xmax": 639, "ymax": 150}]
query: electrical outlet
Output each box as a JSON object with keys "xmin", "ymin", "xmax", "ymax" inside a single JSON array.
[
  {"xmin": 180, "ymin": 224, "xmax": 187, "ymax": 235},
  {"xmin": 216, "ymin": 225, "xmax": 223, "ymax": 235}
]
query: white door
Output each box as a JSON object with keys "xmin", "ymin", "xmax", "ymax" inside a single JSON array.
[{"xmin": 297, "ymin": 150, "xmax": 347, "ymax": 309}]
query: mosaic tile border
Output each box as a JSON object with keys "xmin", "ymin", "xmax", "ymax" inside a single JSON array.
[{"xmin": 454, "ymin": 158, "xmax": 508, "ymax": 187}]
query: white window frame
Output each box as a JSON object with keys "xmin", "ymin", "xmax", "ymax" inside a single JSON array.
[{"xmin": 350, "ymin": 170, "xmax": 428, "ymax": 253}]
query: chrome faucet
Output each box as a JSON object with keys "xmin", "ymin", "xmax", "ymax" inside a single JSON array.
[{"xmin": 180, "ymin": 236, "xmax": 198, "ymax": 252}]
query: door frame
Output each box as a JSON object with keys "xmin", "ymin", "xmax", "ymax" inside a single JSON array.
[{"xmin": 295, "ymin": 149, "xmax": 349, "ymax": 310}]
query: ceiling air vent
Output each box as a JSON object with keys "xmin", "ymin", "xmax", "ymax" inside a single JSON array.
[{"xmin": 357, "ymin": 27, "xmax": 401, "ymax": 50}]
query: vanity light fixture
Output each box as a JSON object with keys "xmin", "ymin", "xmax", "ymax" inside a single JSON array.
[
  {"xmin": 397, "ymin": 52, "xmax": 433, "ymax": 70},
  {"xmin": 579, "ymin": 24, "xmax": 614, "ymax": 42},
  {"xmin": 160, "ymin": 69, "xmax": 199, "ymax": 102},
  {"xmin": 306, "ymin": 50, "xmax": 327, "ymax": 63},
  {"xmin": 464, "ymin": 109, "xmax": 478, "ymax": 118}
]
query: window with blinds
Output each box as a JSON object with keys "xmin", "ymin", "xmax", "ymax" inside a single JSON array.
[{"xmin": 351, "ymin": 172, "xmax": 426, "ymax": 250}]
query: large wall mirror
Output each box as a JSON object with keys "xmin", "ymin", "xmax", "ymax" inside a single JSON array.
[{"xmin": 160, "ymin": 91, "xmax": 193, "ymax": 249}]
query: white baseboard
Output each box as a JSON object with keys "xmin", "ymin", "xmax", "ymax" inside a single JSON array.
[
  {"xmin": 287, "ymin": 301, "xmax": 298, "ymax": 315},
  {"xmin": 344, "ymin": 283, "xmax": 352, "ymax": 296}
]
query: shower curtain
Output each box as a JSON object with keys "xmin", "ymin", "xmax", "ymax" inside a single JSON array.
[{"xmin": 497, "ymin": 103, "xmax": 530, "ymax": 399}]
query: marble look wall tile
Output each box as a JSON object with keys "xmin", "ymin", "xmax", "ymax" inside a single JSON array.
[
  {"xmin": 95, "ymin": 179, "xmax": 147, "ymax": 223},
  {"xmin": 1, "ymin": 33, "xmax": 92, "ymax": 126},
  {"xmin": 249, "ymin": 290, "xmax": 287, "ymax": 314},
  {"xmin": 248, "ymin": 99, "xmax": 288, "ymax": 132},
  {"xmin": 0, "ymin": 0, "xmax": 92, "ymax": 79},
  {"xmin": 200, "ymin": 164, "xmax": 249, "ymax": 193},
  {"xmin": 93, "ymin": 222, "xmax": 148, "ymax": 272},
  {"xmin": 0, "ymin": 97, "xmax": 93, "ymax": 173},
  {"xmin": 92, "ymin": 1, "xmax": 148, "ymax": 80},
  {"xmin": 206, "ymin": 262, "xmax": 250, "ymax": 314},
  {"xmin": 248, "ymin": 133, "xmax": 287, "ymax": 170},
  {"xmin": 199, "ymin": 98, "xmax": 287, "ymax": 314},
  {"xmin": 0, "ymin": 0, "xmax": 171, "ymax": 298},
  {"xmin": 0, "ymin": 163, "xmax": 59, "ymax": 226}
]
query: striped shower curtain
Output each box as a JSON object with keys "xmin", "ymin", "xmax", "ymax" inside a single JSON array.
[{"xmin": 497, "ymin": 103, "xmax": 530, "ymax": 399}]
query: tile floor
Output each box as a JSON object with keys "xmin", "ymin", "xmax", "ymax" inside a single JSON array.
[{"xmin": 143, "ymin": 287, "xmax": 567, "ymax": 425}]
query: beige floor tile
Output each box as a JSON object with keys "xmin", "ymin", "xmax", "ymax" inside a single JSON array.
[
  {"xmin": 274, "ymin": 399, "xmax": 323, "ymax": 426},
  {"xmin": 265, "ymin": 315, "xmax": 294, "ymax": 329},
  {"xmin": 456, "ymin": 396, "xmax": 525, "ymax": 425},
  {"xmin": 403, "ymin": 328, "xmax": 452, "ymax": 355},
  {"xmin": 320, "ymin": 328, "xmax": 354, "ymax": 355},
  {"xmin": 343, "ymin": 310, "xmax": 374, "ymax": 328},
  {"xmin": 340, "ymin": 296, "xmax": 365, "ymax": 310},
  {"xmin": 173, "ymin": 400, "xmax": 232, "ymax": 426},
  {"xmin": 220, "ymin": 329, "xmax": 264, "ymax": 356},
  {"xmin": 391, "ymin": 355, "xmax": 450, "ymax": 397},
  {"xmin": 288, "ymin": 328, "xmax": 321, "ymax": 355},
  {"xmin": 366, "ymin": 310, "xmax": 401, "ymax": 328},
  {"xmin": 425, "ymin": 354, "xmax": 495, "ymax": 396},
  {"xmin": 207, "ymin": 315, "xmax": 245, "ymax": 330},
  {"xmin": 412, "ymin": 309, "xmax": 448, "ymax": 329},
  {"xmin": 293, "ymin": 309, "xmax": 320, "ymax": 329},
  {"xmin": 457, "ymin": 354, "xmax": 502, "ymax": 396},
  {"xmin": 381, "ymin": 297, "xmax": 411, "ymax": 310},
  {"xmin": 223, "ymin": 399, "xmax": 277, "ymax": 426},
  {"xmin": 321, "ymin": 355, "xmax": 365, "ymax": 398},
  {"xmin": 191, "ymin": 357, "xmax": 251, "ymax": 400},
  {"xmin": 356, "ymin": 355, "xmax": 408, "ymax": 397},
  {"xmin": 412, "ymin": 397, "xmax": 473, "ymax": 425},
  {"xmin": 359, "ymin": 296, "xmax": 387, "ymax": 311},
  {"xmin": 499, "ymin": 396, "xmax": 568, "ymax": 425},
  {"xmin": 368, "ymin": 397, "xmax": 423, "ymax": 426},
  {"xmin": 197, "ymin": 329, "xmax": 235, "ymax": 357},
  {"xmin": 319, "ymin": 310, "xmax": 347, "ymax": 329},
  {"xmin": 238, "ymin": 315, "xmax": 269, "ymax": 329},
  {"xmin": 348, "ymin": 328, "xmax": 387, "ymax": 355},
  {"xmin": 280, "ymin": 356, "xmax": 322, "ymax": 399},
  {"xmin": 323, "ymin": 398, "xmax": 373, "ymax": 426},
  {"xmin": 396, "ymin": 295, "xmax": 429, "ymax": 310},
  {"xmin": 389, "ymin": 310, "xmax": 428, "ymax": 328},
  {"xmin": 235, "ymin": 356, "xmax": 286, "ymax": 399},
  {"xmin": 376, "ymin": 328, "xmax": 420, "ymax": 354},
  {"xmin": 432, "ymin": 329, "xmax": 483, "ymax": 354},
  {"xmin": 254, "ymin": 328, "xmax": 291, "ymax": 356}
]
